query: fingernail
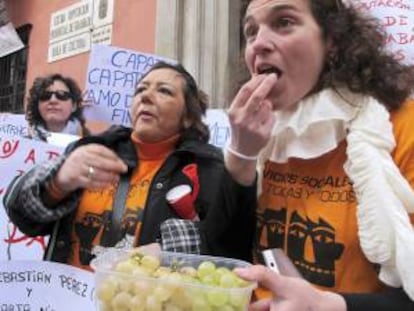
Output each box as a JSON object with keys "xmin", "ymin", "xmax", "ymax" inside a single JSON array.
[
  {"xmin": 234, "ymin": 267, "xmax": 248, "ymax": 275},
  {"xmin": 270, "ymin": 72, "xmax": 278, "ymax": 79}
]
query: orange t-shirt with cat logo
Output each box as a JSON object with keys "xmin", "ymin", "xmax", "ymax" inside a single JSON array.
[
  {"xmin": 255, "ymin": 99, "xmax": 414, "ymax": 296},
  {"xmin": 67, "ymin": 134, "xmax": 178, "ymax": 269}
]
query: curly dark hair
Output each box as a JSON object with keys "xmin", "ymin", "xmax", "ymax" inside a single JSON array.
[
  {"xmin": 138, "ymin": 61, "xmax": 210, "ymax": 143},
  {"xmin": 26, "ymin": 73, "xmax": 89, "ymax": 137},
  {"xmin": 239, "ymin": 0, "xmax": 414, "ymax": 110}
]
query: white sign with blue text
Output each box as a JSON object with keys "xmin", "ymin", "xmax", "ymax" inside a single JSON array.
[
  {"xmin": 83, "ymin": 44, "xmax": 174, "ymax": 126},
  {"xmin": 0, "ymin": 261, "xmax": 95, "ymax": 311}
]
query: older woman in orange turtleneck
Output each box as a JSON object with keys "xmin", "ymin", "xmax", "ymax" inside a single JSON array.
[{"xmin": 4, "ymin": 61, "xmax": 256, "ymax": 270}]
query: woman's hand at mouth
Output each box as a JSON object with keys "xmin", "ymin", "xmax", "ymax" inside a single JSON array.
[
  {"xmin": 225, "ymin": 73, "xmax": 277, "ymax": 185},
  {"xmin": 228, "ymin": 73, "xmax": 278, "ymax": 157}
]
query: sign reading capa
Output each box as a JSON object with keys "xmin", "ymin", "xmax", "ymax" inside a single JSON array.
[{"xmin": 83, "ymin": 44, "xmax": 175, "ymax": 126}]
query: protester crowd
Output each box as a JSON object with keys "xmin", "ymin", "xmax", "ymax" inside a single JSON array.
[{"xmin": 2, "ymin": 1, "xmax": 414, "ymax": 310}]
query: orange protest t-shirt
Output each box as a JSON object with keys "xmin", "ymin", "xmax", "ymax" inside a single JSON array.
[
  {"xmin": 255, "ymin": 99, "xmax": 414, "ymax": 295},
  {"xmin": 67, "ymin": 133, "xmax": 178, "ymax": 270}
]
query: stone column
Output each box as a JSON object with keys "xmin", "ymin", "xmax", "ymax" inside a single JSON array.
[{"xmin": 155, "ymin": 0, "xmax": 242, "ymax": 108}]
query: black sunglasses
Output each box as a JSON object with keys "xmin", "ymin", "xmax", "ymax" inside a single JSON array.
[{"xmin": 39, "ymin": 90, "xmax": 73, "ymax": 101}]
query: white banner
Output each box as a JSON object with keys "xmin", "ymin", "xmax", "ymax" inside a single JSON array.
[
  {"xmin": 0, "ymin": 113, "xmax": 29, "ymax": 138},
  {"xmin": 0, "ymin": 261, "xmax": 96, "ymax": 311},
  {"xmin": 351, "ymin": 0, "xmax": 414, "ymax": 64},
  {"xmin": 83, "ymin": 44, "xmax": 174, "ymax": 126},
  {"xmin": 0, "ymin": 0, "xmax": 24, "ymax": 57},
  {"xmin": 0, "ymin": 135, "xmax": 64, "ymax": 260},
  {"xmin": 0, "ymin": 22, "xmax": 24, "ymax": 58}
]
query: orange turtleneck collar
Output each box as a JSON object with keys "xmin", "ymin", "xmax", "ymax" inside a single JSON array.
[{"xmin": 131, "ymin": 132, "xmax": 180, "ymax": 160}]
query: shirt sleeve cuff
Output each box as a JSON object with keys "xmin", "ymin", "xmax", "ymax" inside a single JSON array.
[{"xmin": 160, "ymin": 218, "xmax": 201, "ymax": 254}]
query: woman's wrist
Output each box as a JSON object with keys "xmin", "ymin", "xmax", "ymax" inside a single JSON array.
[
  {"xmin": 226, "ymin": 145, "xmax": 258, "ymax": 161},
  {"xmin": 224, "ymin": 147, "xmax": 257, "ymax": 186},
  {"xmin": 318, "ymin": 291, "xmax": 347, "ymax": 311},
  {"xmin": 43, "ymin": 176, "xmax": 69, "ymax": 206}
]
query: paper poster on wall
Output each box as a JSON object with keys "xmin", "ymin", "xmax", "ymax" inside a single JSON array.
[
  {"xmin": 0, "ymin": 0, "xmax": 24, "ymax": 57},
  {"xmin": 0, "ymin": 22, "xmax": 24, "ymax": 58},
  {"xmin": 351, "ymin": 0, "xmax": 414, "ymax": 64},
  {"xmin": 0, "ymin": 135, "xmax": 64, "ymax": 260},
  {"xmin": 0, "ymin": 261, "xmax": 95, "ymax": 311}
]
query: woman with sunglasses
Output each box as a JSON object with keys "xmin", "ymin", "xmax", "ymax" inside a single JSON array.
[{"xmin": 25, "ymin": 73, "xmax": 90, "ymax": 141}]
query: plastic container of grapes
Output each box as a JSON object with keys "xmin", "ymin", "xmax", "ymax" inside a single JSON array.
[{"xmin": 91, "ymin": 248, "xmax": 257, "ymax": 311}]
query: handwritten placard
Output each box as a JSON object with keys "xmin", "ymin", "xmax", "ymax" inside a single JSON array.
[
  {"xmin": 204, "ymin": 109, "xmax": 230, "ymax": 148},
  {"xmin": 0, "ymin": 261, "xmax": 95, "ymax": 311},
  {"xmin": 351, "ymin": 0, "xmax": 414, "ymax": 64},
  {"xmin": 0, "ymin": 135, "xmax": 64, "ymax": 260},
  {"xmin": 0, "ymin": 113, "xmax": 29, "ymax": 138},
  {"xmin": 83, "ymin": 44, "xmax": 175, "ymax": 126}
]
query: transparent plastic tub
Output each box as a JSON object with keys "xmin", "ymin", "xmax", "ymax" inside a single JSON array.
[{"xmin": 90, "ymin": 248, "xmax": 257, "ymax": 311}]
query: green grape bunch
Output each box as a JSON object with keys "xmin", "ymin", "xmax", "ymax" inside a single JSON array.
[{"xmin": 92, "ymin": 250, "xmax": 256, "ymax": 311}]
